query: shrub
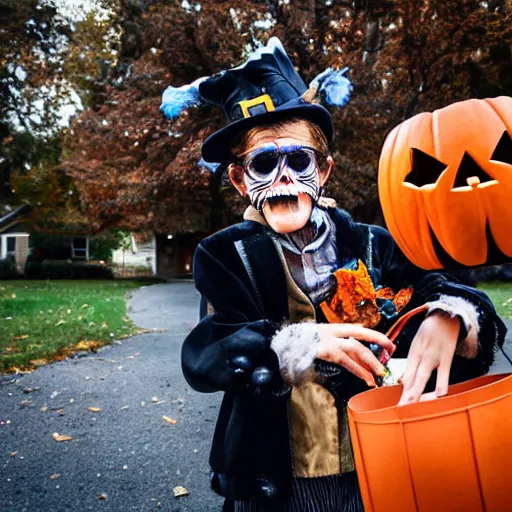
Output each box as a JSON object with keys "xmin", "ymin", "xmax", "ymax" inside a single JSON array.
[
  {"xmin": 0, "ymin": 256, "xmax": 19, "ymax": 279},
  {"xmin": 89, "ymin": 230, "xmax": 128, "ymax": 262},
  {"xmin": 23, "ymin": 259, "xmax": 113, "ymax": 279},
  {"xmin": 24, "ymin": 259, "xmax": 43, "ymax": 278}
]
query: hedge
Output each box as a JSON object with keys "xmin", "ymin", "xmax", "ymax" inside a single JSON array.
[{"xmin": 24, "ymin": 259, "xmax": 113, "ymax": 279}]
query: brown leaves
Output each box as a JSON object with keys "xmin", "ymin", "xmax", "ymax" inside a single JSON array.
[
  {"xmin": 53, "ymin": 433, "xmax": 73, "ymax": 442},
  {"xmin": 162, "ymin": 416, "xmax": 176, "ymax": 425},
  {"xmin": 87, "ymin": 407, "xmax": 102, "ymax": 412},
  {"xmin": 173, "ymin": 486, "xmax": 189, "ymax": 498}
]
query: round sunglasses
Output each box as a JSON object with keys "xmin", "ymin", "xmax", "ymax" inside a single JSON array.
[{"xmin": 244, "ymin": 146, "xmax": 319, "ymax": 176}]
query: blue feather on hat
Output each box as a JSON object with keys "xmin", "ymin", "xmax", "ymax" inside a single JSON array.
[
  {"xmin": 308, "ymin": 67, "xmax": 352, "ymax": 107},
  {"xmin": 160, "ymin": 76, "xmax": 208, "ymax": 120}
]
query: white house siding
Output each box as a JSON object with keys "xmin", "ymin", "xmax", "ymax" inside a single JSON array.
[{"xmin": 112, "ymin": 242, "xmax": 155, "ymax": 269}]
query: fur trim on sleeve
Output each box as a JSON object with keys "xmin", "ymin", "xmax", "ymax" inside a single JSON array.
[
  {"xmin": 270, "ymin": 323, "xmax": 320, "ymax": 385},
  {"xmin": 427, "ymin": 295, "xmax": 480, "ymax": 359}
]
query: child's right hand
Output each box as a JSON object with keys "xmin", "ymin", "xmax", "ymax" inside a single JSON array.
[{"xmin": 316, "ymin": 324, "xmax": 395, "ymax": 387}]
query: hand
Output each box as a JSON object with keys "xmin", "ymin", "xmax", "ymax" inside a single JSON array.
[
  {"xmin": 316, "ymin": 324, "xmax": 395, "ymax": 387},
  {"xmin": 398, "ymin": 312, "xmax": 460, "ymax": 406}
]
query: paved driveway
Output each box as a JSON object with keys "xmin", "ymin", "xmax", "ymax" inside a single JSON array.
[{"xmin": 1, "ymin": 281, "xmax": 223, "ymax": 512}]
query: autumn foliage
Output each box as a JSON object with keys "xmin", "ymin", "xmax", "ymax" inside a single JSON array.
[{"xmin": 57, "ymin": 0, "xmax": 512, "ymax": 232}]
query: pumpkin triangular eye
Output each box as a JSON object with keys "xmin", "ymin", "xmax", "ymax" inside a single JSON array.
[
  {"xmin": 491, "ymin": 131, "xmax": 512, "ymax": 165},
  {"xmin": 404, "ymin": 148, "xmax": 447, "ymax": 186},
  {"xmin": 453, "ymin": 152, "xmax": 494, "ymax": 188}
]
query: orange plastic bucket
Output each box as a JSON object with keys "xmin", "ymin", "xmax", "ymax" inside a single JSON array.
[{"xmin": 348, "ymin": 373, "xmax": 512, "ymax": 512}]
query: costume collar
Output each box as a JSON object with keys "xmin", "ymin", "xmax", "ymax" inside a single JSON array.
[
  {"xmin": 243, "ymin": 205, "xmax": 333, "ymax": 254},
  {"xmin": 243, "ymin": 205, "xmax": 267, "ymax": 225}
]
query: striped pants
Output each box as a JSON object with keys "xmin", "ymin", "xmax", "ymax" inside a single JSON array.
[{"xmin": 231, "ymin": 472, "xmax": 363, "ymax": 512}]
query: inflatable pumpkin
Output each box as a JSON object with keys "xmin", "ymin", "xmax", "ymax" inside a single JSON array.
[{"xmin": 378, "ymin": 96, "xmax": 512, "ymax": 270}]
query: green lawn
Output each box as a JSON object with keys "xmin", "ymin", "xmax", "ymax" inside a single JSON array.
[
  {"xmin": 478, "ymin": 282, "xmax": 512, "ymax": 320},
  {"xmin": 0, "ymin": 280, "xmax": 145, "ymax": 372}
]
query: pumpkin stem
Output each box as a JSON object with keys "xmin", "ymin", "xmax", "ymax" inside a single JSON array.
[{"xmin": 466, "ymin": 176, "xmax": 481, "ymax": 188}]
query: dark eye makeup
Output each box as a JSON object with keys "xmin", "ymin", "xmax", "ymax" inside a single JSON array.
[{"xmin": 248, "ymin": 149, "xmax": 314, "ymax": 175}]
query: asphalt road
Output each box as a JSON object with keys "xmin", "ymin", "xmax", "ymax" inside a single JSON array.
[
  {"xmin": 1, "ymin": 281, "xmax": 512, "ymax": 512},
  {"xmin": 0, "ymin": 281, "xmax": 223, "ymax": 512}
]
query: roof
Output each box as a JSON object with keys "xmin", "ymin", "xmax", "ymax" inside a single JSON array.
[{"xmin": 0, "ymin": 204, "xmax": 32, "ymax": 234}]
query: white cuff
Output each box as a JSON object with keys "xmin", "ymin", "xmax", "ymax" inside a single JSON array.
[
  {"xmin": 270, "ymin": 323, "xmax": 320, "ymax": 384},
  {"xmin": 427, "ymin": 295, "xmax": 480, "ymax": 359}
]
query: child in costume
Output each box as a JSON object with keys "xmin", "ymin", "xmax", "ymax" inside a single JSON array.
[{"xmin": 176, "ymin": 39, "xmax": 506, "ymax": 512}]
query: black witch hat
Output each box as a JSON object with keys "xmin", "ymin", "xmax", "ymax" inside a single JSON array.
[
  {"xmin": 199, "ymin": 38, "xmax": 335, "ymax": 164},
  {"xmin": 160, "ymin": 37, "xmax": 352, "ymax": 169}
]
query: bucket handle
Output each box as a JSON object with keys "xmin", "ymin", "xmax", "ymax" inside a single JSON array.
[{"xmin": 385, "ymin": 304, "xmax": 429, "ymax": 344}]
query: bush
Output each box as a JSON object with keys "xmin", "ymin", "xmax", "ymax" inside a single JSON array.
[
  {"xmin": 23, "ymin": 259, "xmax": 113, "ymax": 279},
  {"xmin": 89, "ymin": 231, "xmax": 127, "ymax": 262},
  {"xmin": 0, "ymin": 256, "xmax": 19, "ymax": 279},
  {"xmin": 24, "ymin": 259, "xmax": 43, "ymax": 278}
]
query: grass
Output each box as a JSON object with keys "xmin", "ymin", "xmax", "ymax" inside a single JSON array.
[
  {"xmin": 0, "ymin": 280, "xmax": 146, "ymax": 372},
  {"xmin": 477, "ymin": 282, "xmax": 512, "ymax": 319}
]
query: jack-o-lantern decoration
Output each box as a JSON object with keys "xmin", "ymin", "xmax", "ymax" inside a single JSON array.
[{"xmin": 378, "ymin": 96, "xmax": 512, "ymax": 270}]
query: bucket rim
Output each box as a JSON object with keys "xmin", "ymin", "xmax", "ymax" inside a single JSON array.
[{"xmin": 348, "ymin": 372, "xmax": 512, "ymax": 424}]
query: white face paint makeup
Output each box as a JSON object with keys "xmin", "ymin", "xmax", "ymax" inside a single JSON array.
[
  {"xmin": 243, "ymin": 142, "xmax": 321, "ymax": 209},
  {"xmin": 240, "ymin": 141, "xmax": 323, "ymax": 234}
]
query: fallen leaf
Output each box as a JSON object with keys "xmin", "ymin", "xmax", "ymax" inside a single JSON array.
[
  {"xmin": 119, "ymin": 405, "xmax": 129, "ymax": 411},
  {"xmin": 57, "ymin": 409, "xmax": 64, "ymax": 415},
  {"xmin": 173, "ymin": 486, "xmax": 188, "ymax": 498},
  {"xmin": 88, "ymin": 407, "xmax": 101, "ymax": 412},
  {"xmin": 10, "ymin": 452, "xmax": 17, "ymax": 457},
  {"xmin": 98, "ymin": 493, "xmax": 108, "ymax": 500},
  {"xmin": 40, "ymin": 406, "xmax": 48, "ymax": 413},
  {"xmin": 13, "ymin": 334, "xmax": 29, "ymax": 341},
  {"xmin": 151, "ymin": 396, "xmax": 159, "ymax": 403},
  {"xmin": 80, "ymin": 304, "xmax": 89, "ymax": 309},
  {"xmin": 30, "ymin": 358, "xmax": 48, "ymax": 366},
  {"xmin": 20, "ymin": 400, "xmax": 31, "ymax": 407},
  {"xmin": 163, "ymin": 416, "xmax": 176, "ymax": 425},
  {"xmin": 73, "ymin": 340, "xmax": 100, "ymax": 352},
  {"xmin": 50, "ymin": 474, "xmax": 61, "ymax": 480},
  {"xmin": 53, "ymin": 433, "xmax": 73, "ymax": 442},
  {"xmin": 55, "ymin": 320, "xmax": 66, "ymax": 327},
  {"xmin": 24, "ymin": 387, "xmax": 41, "ymax": 394}
]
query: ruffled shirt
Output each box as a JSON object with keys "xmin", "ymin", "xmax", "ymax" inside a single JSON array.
[{"xmin": 277, "ymin": 207, "xmax": 339, "ymax": 306}]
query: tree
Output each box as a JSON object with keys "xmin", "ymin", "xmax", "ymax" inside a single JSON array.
[
  {"xmin": 0, "ymin": 0, "xmax": 121, "ymax": 231},
  {"xmin": 63, "ymin": 0, "xmax": 512, "ymax": 233}
]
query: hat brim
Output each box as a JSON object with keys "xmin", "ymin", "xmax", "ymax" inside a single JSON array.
[{"xmin": 201, "ymin": 102, "xmax": 333, "ymax": 166}]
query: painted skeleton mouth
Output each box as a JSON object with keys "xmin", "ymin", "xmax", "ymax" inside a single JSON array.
[
  {"xmin": 264, "ymin": 184, "xmax": 301, "ymax": 206},
  {"xmin": 266, "ymin": 194, "xmax": 299, "ymax": 206}
]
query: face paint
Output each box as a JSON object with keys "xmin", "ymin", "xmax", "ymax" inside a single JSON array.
[{"xmin": 243, "ymin": 142, "xmax": 321, "ymax": 212}]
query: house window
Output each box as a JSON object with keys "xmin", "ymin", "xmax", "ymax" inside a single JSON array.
[
  {"xmin": 6, "ymin": 236, "xmax": 16, "ymax": 256},
  {"xmin": 72, "ymin": 237, "xmax": 89, "ymax": 259}
]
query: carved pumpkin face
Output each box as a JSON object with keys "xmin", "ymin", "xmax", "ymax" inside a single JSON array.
[{"xmin": 378, "ymin": 96, "xmax": 512, "ymax": 269}]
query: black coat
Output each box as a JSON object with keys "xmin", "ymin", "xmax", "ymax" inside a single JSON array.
[{"xmin": 181, "ymin": 207, "xmax": 506, "ymax": 504}]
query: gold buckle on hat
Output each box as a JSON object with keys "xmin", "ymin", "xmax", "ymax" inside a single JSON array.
[{"xmin": 238, "ymin": 94, "xmax": 275, "ymax": 118}]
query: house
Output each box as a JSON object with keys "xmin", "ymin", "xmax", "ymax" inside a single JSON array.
[
  {"xmin": 0, "ymin": 204, "xmax": 31, "ymax": 272},
  {"xmin": 112, "ymin": 231, "xmax": 206, "ymax": 278},
  {"xmin": 0, "ymin": 203, "xmax": 206, "ymax": 278}
]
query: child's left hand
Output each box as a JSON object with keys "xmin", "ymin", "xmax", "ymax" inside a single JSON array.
[{"xmin": 398, "ymin": 312, "xmax": 460, "ymax": 405}]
